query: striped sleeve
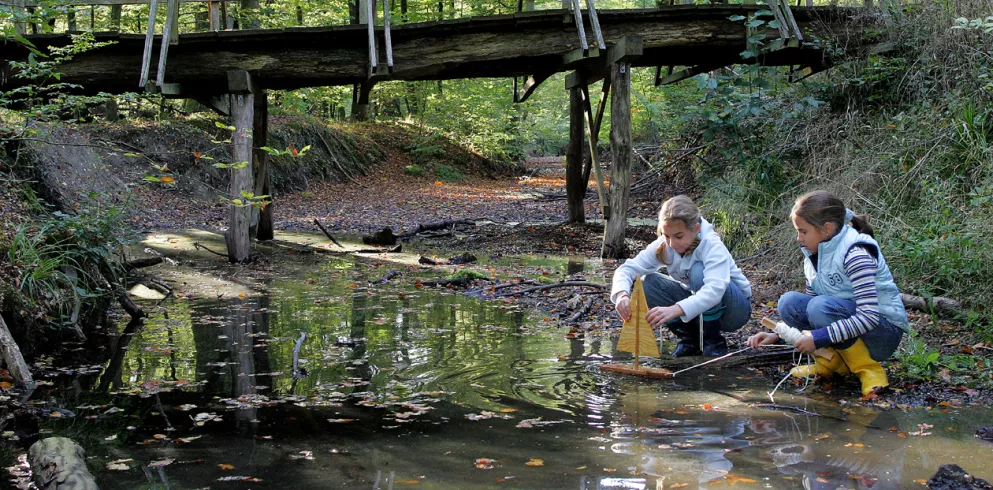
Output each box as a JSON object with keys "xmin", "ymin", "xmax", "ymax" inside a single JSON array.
[
  {"xmin": 810, "ymin": 246, "xmax": 882, "ymax": 348},
  {"xmin": 804, "ymin": 282, "xmax": 816, "ymax": 296}
]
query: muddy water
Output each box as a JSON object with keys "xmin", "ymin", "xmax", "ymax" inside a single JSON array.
[{"xmin": 20, "ymin": 233, "xmax": 993, "ymax": 489}]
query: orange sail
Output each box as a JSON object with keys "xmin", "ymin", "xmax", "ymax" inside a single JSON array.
[{"xmin": 615, "ymin": 276, "xmax": 660, "ymax": 358}]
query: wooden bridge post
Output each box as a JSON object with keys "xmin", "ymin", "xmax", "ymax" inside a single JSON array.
[
  {"xmin": 253, "ymin": 90, "xmax": 273, "ymax": 241},
  {"xmin": 566, "ymin": 86, "xmax": 585, "ymax": 223},
  {"xmin": 111, "ymin": 5, "xmax": 122, "ymax": 32},
  {"xmin": 209, "ymin": 1, "xmax": 221, "ymax": 31},
  {"xmin": 602, "ymin": 61, "xmax": 631, "ymax": 259},
  {"xmin": 226, "ymin": 70, "xmax": 257, "ymax": 263},
  {"xmin": 67, "ymin": 9, "xmax": 77, "ymax": 31}
]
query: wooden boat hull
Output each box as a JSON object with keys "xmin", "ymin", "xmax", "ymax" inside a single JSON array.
[{"xmin": 599, "ymin": 363, "xmax": 674, "ymax": 378}]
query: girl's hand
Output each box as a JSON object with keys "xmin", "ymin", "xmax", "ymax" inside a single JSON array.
[
  {"xmin": 746, "ymin": 332, "xmax": 780, "ymax": 349},
  {"xmin": 646, "ymin": 305, "xmax": 685, "ymax": 329},
  {"xmin": 794, "ymin": 331, "xmax": 816, "ymax": 353},
  {"xmin": 615, "ymin": 296, "xmax": 631, "ymax": 322}
]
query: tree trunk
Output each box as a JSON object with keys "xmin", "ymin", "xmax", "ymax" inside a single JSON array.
[
  {"xmin": 400, "ymin": 0, "xmax": 407, "ymax": 22},
  {"xmin": 28, "ymin": 437, "xmax": 98, "ymax": 490},
  {"xmin": 566, "ymin": 86, "xmax": 586, "ymax": 223},
  {"xmin": 253, "ymin": 90, "xmax": 273, "ymax": 240},
  {"xmin": 226, "ymin": 93, "xmax": 254, "ymax": 263},
  {"xmin": 0, "ymin": 313, "xmax": 32, "ymax": 386},
  {"xmin": 602, "ymin": 62, "xmax": 631, "ymax": 259}
]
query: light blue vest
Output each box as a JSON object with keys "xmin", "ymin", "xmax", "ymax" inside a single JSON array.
[{"xmin": 802, "ymin": 225, "xmax": 909, "ymax": 331}]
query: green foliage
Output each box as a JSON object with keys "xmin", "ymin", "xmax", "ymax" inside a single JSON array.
[
  {"xmin": 404, "ymin": 164, "xmax": 424, "ymax": 177},
  {"xmin": 896, "ymin": 331, "xmax": 941, "ymax": 379},
  {"xmin": 448, "ymin": 269, "xmax": 488, "ymax": 281},
  {"xmin": 434, "ymin": 164, "xmax": 463, "ymax": 182}
]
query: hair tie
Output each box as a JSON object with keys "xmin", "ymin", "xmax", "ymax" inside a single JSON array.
[{"xmin": 845, "ymin": 208, "xmax": 855, "ymax": 222}]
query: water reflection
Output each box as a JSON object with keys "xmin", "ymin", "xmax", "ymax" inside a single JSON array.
[{"xmin": 31, "ymin": 254, "xmax": 993, "ymax": 489}]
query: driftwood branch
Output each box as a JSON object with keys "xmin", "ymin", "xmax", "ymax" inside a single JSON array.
[
  {"xmin": 356, "ymin": 244, "xmax": 402, "ymax": 254},
  {"xmin": 0, "ymin": 313, "xmax": 33, "ymax": 387},
  {"xmin": 90, "ymin": 262, "xmax": 145, "ymax": 320},
  {"xmin": 399, "ymin": 219, "xmax": 476, "ymax": 239},
  {"xmin": 489, "ymin": 281, "xmax": 606, "ymax": 298},
  {"xmin": 314, "ymin": 219, "xmax": 345, "ymax": 248},
  {"xmin": 900, "ymin": 293, "xmax": 963, "ymax": 317},
  {"xmin": 465, "ymin": 279, "xmax": 540, "ymax": 296}
]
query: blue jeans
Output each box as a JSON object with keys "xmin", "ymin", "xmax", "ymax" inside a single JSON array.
[
  {"xmin": 642, "ymin": 262, "xmax": 752, "ymax": 332},
  {"xmin": 777, "ymin": 291, "xmax": 904, "ymax": 361}
]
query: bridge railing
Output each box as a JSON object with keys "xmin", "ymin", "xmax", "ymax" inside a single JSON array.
[{"xmin": 2, "ymin": 0, "xmax": 884, "ymax": 38}]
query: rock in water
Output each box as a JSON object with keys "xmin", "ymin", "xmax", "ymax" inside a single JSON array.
[
  {"xmin": 28, "ymin": 437, "xmax": 99, "ymax": 490},
  {"xmin": 976, "ymin": 426, "xmax": 993, "ymax": 442},
  {"xmin": 927, "ymin": 464, "xmax": 992, "ymax": 490}
]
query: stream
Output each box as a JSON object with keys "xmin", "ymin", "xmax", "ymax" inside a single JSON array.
[{"xmin": 6, "ymin": 231, "xmax": 992, "ymax": 489}]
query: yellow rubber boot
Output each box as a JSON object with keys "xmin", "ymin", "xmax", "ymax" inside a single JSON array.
[
  {"xmin": 790, "ymin": 347, "xmax": 850, "ymax": 379},
  {"xmin": 836, "ymin": 338, "xmax": 889, "ymax": 396}
]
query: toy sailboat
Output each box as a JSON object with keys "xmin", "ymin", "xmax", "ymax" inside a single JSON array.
[{"xmin": 600, "ymin": 276, "xmax": 674, "ymax": 378}]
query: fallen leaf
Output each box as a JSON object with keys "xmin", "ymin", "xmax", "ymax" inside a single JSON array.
[
  {"xmin": 575, "ymin": 466, "xmax": 587, "ymax": 470},
  {"xmin": 218, "ymin": 464, "xmax": 234, "ymax": 470},
  {"xmin": 148, "ymin": 459, "xmax": 174, "ymax": 468},
  {"xmin": 525, "ymin": 458, "xmax": 544, "ymax": 467},
  {"xmin": 475, "ymin": 458, "xmax": 497, "ymax": 469},
  {"xmin": 395, "ymin": 480, "xmax": 420, "ymax": 485},
  {"xmin": 669, "ymin": 484, "xmax": 688, "ymax": 489},
  {"xmin": 603, "ymin": 468, "xmax": 616, "ymax": 473},
  {"xmin": 813, "ymin": 433, "xmax": 830, "ymax": 440}
]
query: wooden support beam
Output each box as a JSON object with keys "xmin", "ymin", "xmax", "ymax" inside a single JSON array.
[
  {"xmin": 226, "ymin": 89, "xmax": 254, "ymax": 263},
  {"xmin": 565, "ymin": 86, "xmax": 585, "ymax": 223},
  {"xmin": 565, "ymin": 35, "xmax": 642, "ymax": 89},
  {"xmin": 655, "ymin": 61, "xmax": 728, "ymax": 85},
  {"xmin": 138, "ymin": 0, "xmax": 158, "ymax": 87},
  {"xmin": 253, "ymin": 90, "xmax": 273, "ymax": 240},
  {"xmin": 154, "ymin": 0, "xmax": 179, "ymax": 87},
  {"xmin": 579, "ymin": 79, "xmax": 610, "ymax": 221},
  {"xmin": 602, "ymin": 60, "xmax": 631, "ymax": 259},
  {"xmin": 514, "ymin": 72, "xmax": 554, "ymax": 103},
  {"xmin": 194, "ymin": 94, "xmax": 230, "ymax": 115},
  {"xmin": 227, "ymin": 68, "xmax": 260, "ymax": 94},
  {"xmin": 208, "ymin": 0, "xmax": 220, "ymax": 30}
]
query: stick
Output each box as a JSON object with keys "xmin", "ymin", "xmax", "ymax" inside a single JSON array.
[
  {"xmin": 671, "ymin": 347, "xmax": 751, "ymax": 377},
  {"xmin": 313, "ymin": 219, "xmax": 344, "ymax": 248},
  {"xmin": 488, "ymin": 281, "xmax": 606, "ymax": 298},
  {"xmin": 193, "ymin": 241, "xmax": 229, "ymax": 258},
  {"xmin": 465, "ymin": 280, "xmax": 540, "ymax": 296}
]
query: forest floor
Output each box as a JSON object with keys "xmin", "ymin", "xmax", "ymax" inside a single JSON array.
[{"xmin": 126, "ymin": 153, "xmax": 993, "ymax": 409}]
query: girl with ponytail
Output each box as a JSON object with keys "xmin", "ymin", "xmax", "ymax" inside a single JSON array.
[{"xmin": 747, "ymin": 190, "xmax": 909, "ymax": 396}]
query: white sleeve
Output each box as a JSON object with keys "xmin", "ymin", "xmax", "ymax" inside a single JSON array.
[
  {"xmin": 674, "ymin": 240, "xmax": 731, "ymax": 321},
  {"xmin": 610, "ymin": 237, "xmax": 665, "ymax": 305}
]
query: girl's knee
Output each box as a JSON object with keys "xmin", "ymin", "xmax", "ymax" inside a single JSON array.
[{"xmin": 777, "ymin": 291, "xmax": 807, "ymax": 317}]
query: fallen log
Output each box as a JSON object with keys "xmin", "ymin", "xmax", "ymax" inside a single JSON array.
[
  {"xmin": 0, "ymin": 313, "xmax": 33, "ymax": 387},
  {"xmin": 900, "ymin": 293, "xmax": 963, "ymax": 317},
  {"xmin": 89, "ymin": 263, "xmax": 145, "ymax": 320},
  {"xmin": 420, "ymin": 277, "xmax": 476, "ymax": 287},
  {"xmin": 28, "ymin": 437, "xmax": 99, "ymax": 490},
  {"xmin": 123, "ymin": 256, "xmax": 163, "ymax": 271},
  {"xmin": 488, "ymin": 281, "xmax": 606, "ymax": 298},
  {"xmin": 419, "ymin": 253, "xmax": 478, "ymax": 266},
  {"xmin": 399, "ymin": 219, "xmax": 476, "ymax": 239},
  {"xmin": 313, "ymin": 218, "xmax": 344, "ymax": 248},
  {"xmin": 465, "ymin": 279, "xmax": 540, "ymax": 296},
  {"xmin": 362, "ymin": 227, "xmax": 397, "ymax": 246}
]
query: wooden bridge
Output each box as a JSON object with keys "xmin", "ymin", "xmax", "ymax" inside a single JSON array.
[{"xmin": 0, "ymin": 0, "xmax": 869, "ymax": 261}]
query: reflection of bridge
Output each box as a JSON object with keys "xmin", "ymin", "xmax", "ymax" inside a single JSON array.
[{"xmin": 0, "ymin": 1, "xmax": 867, "ymax": 261}]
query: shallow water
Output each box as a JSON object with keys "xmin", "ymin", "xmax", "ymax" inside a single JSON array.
[{"xmin": 16, "ymin": 235, "xmax": 993, "ymax": 489}]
